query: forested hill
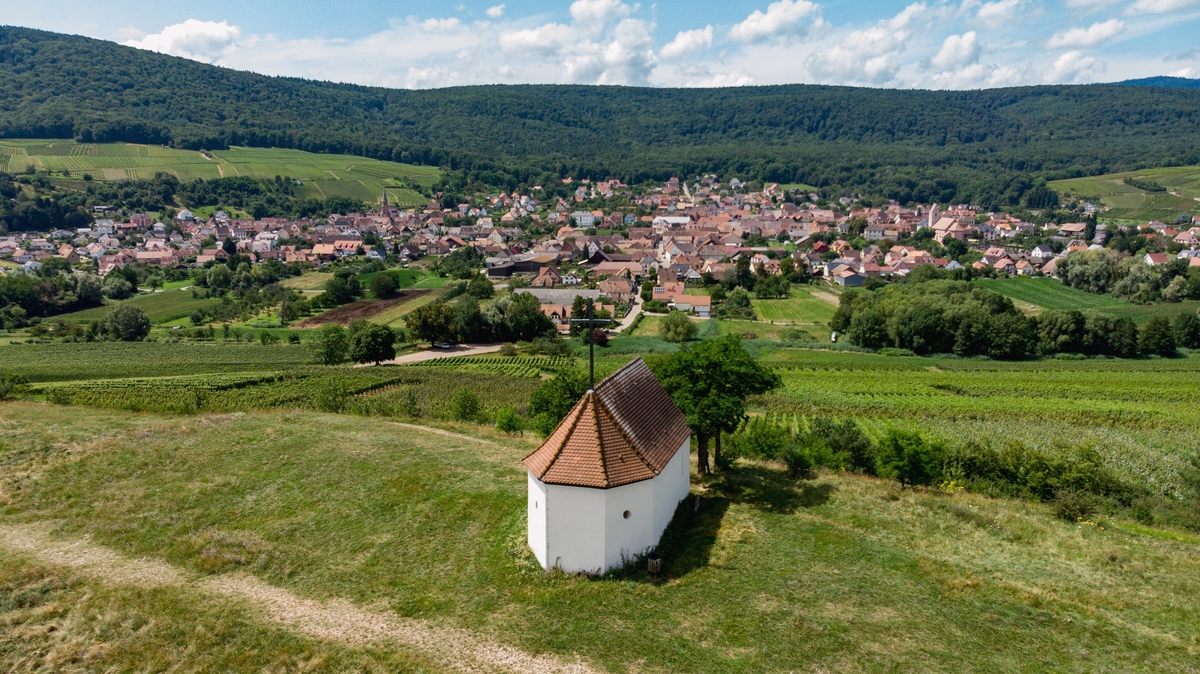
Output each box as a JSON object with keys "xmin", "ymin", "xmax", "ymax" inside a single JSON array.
[{"xmin": 4, "ymin": 25, "xmax": 1200, "ymax": 206}]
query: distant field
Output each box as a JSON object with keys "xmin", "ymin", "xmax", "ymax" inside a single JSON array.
[
  {"xmin": 975, "ymin": 277, "xmax": 1128, "ymax": 312},
  {"xmin": 751, "ymin": 288, "xmax": 837, "ymax": 323},
  {"xmin": 57, "ymin": 290, "xmax": 221, "ymax": 324},
  {"xmin": 0, "ymin": 140, "xmax": 439, "ymax": 208},
  {"xmin": 1106, "ymin": 300, "xmax": 1200, "ymax": 325},
  {"xmin": 1050, "ymin": 166, "xmax": 1200, "ymax": 222}
]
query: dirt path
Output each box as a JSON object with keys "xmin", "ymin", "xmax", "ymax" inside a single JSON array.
[
  {"xmin": 380, "ymin": 343, "xmax": 504, "ymax": 365},
  {"xmin": 810, "ymin": 291, "xmax": 840, "ymax": 306},
  {"xmin": 0, "ymin": 521, "xmax": 599, "ymax": 674}
]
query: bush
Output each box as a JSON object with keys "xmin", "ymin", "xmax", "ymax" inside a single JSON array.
[
  {"xmin": 782, "ymin": 438, "xmax": 815, "ymax": 478},
  {"xmin": 1140, "ymin": 316, "xmax": 1177, "ymax": 357},
  {"xmin": 1052, "ymin": 489, "xmax": 1097, "ymax": 522},
  {"xmin": 588, "ymin": 329, "xmax": 609, "ymax": 347},
  {"xmin": 450, "ymin": 387, "xmax": 481, "ymax": 422},
  {"xmin": 499, "ymin": 342, "xmax": 519, "ymax": 357},
  {"xmin": 643, "ymin": 299, "xmax": 669, "ymax": 313},
  {"xmin": 495, "ymin": 407, "xmax": 524, "ymax": 434},
  {"xmin": 809, "ymin": 417, "xmax": 875, "ymax": 473},
  {"xmin": 349, "ymin": 323, "xmax": 397, "ymax": 364},
  {"xmin": 660, "ymin": 310, "xmax": 697, "ymax": 342},
  {"xmin": 532, "ymin": 413, "xmax": 560, "ymax": 436},
  {"xmin": 315, "ymin": 377, "xmax": 350, "ymax": 413},
  {"xmin": 875, "ymin": 429, "xmax": 946, "ymax": 487},
  {"xmin": 0, "ymin": 372, "xmax": 30, "ymax": 400},
  {"xmin": 726, "ymin": 416, "xmax": 791, "ymax": 461}
]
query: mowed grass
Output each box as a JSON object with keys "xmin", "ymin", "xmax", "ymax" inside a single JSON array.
[
  {"xmin": 975, "ymin": 277, "xmax": 1128, "ymax": 312},
  {"xmin": 1, "ymin": 403, "xmax": 1198, "ymax": 672},
  {"xmin": 752, "ymin": 287, "xmax": 837, "ymax": 323},
  {"xmin": 0, "ymin": 141, "xmax": 440, "ymax": 207},
  {"xmin": 56, "ymin": 290, "xmax": 222, "ymax": 324},
  {"xmin": 1050, "ymin": 166, "xmax": 1200, "ymax": 222}
]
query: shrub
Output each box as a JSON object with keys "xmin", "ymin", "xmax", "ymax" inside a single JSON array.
[
  {"xmin": 660, "ymin": 310, "xmax": 697, "ymax": 342},
  {"xmin": 532, "ymin": 413, "xmax": 560, "ymax": 436},
  {"xmin": 726, "ymin": 416, "xmax": 791, "ymax": 461},
  {"xmin": 450, "ymin": 387, "xmax": 481, "ymax": 421},
  {"xmin": 1052, "ymin": 489, "xmax": 1097, "ymax": 522},
  {"xmin": 0, "ymin": 372, "xmax": 30, "ymax": 400},
  {"xmin": 782, "ymin": 437, "xmax": 815, "ymax": 478},
  {"xmin": 103, "ymin": 305, "xmax": 151, "ymax": 341},
  {"xmin": 589, "ymin": 329, "xmax": 609, "ymax": 347},
  {"xmin": 643, "ymin": 299, "xmax": 669, "ymax": 313},
  {"xmin": 499, "ymin": 342, "xmax": 519, "ymax": 357},
  {"xmin": 315, "ymin": 376, "xmax": 350, "ymax": 413},
  {"xmin": 875, "ymin": 429, "xmax": 946, "ymax": 487},
  {"xmin": 190, "ymin": 310, "xmax": 207, "ymax": 325},
  {"xmin": 495, "ymin": 407, "xmax": 524, "ymax": 434},
  {"xmin": 398, "ymin": 388, "xmax": 421, "ymax": 417},
  {"xmin": 809, "ymin": 417, "xmax": 875, "ymax": 474}
]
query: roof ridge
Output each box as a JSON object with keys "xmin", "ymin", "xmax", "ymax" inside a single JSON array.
[{"xmin": 590, "ymin": 393, "xmax": 609, "ymax": 488}]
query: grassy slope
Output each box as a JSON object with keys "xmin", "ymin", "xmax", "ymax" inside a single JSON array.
[
  {"xmin": 0, "ymin": 403, "xmax": 1197, "ymax": 672},
  {"xmin": 0, "ymin": 140, "xmax": 439, "ymax": 207},
  {"xmin": 55, "ymin": 289, "xmax": 222, "ymax": 324},
  {"xmin": 752, "ymin": 288, "xmax": 838, "ymax": 323},
  {"xmin": 1049, "ymin": 166, "xmax": 1200, "ymax": 222},
  {"xmin": 974, "ymin": 278, "xmax": 1128, "ymax": 311}
]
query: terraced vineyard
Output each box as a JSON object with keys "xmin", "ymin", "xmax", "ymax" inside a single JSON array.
[
  {"xmin": 0, "ymin": 342, "xmax": 310, "ymax": 381},
  {"xmin": 1049, "ymin": 165, "xmax": 1200, "ymax": 222}
]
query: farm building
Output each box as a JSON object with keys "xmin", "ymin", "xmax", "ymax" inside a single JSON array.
[{"xmin": 523, "ymin": 358, "xmax": 691, "ymax": 574}]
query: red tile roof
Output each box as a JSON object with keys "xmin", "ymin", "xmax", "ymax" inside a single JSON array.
[{"xmin": 523, "ymin": 358, "xmax": 690, "ymax": 488}]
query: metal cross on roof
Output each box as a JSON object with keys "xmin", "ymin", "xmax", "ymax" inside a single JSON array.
[{"xmin": 569, "ymin": 298, "xmax": 614, "ymax": 390}]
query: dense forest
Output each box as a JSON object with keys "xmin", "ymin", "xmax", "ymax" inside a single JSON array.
[{"xmin": 4, "ymin": 26, "xmax": 1200, "ymax": 206}]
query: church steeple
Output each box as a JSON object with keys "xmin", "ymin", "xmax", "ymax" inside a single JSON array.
[{"xmin": 381, "ymin": 189, "xmax": 390, "ymax": 216}]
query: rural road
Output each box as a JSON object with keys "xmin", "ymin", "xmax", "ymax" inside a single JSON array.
[
  {"xmin": 380, "ymin": 343, "xmax": 504, "ymax": 365},
  {"xmin": 613, "ymin": 299, "xmax": 642, "ymax": 332}
]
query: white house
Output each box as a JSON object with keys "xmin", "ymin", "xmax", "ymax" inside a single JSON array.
[{"xmin": 523, "ymin": 358, "xmax": 692, "ymax": 574}]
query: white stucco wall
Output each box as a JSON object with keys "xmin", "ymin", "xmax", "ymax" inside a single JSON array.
[
  {"xmin": 526, "ymin": 472, "xmax": 548, "ymax": 569},
  {"xmin": 530, "ymin": 437, "xmax": 692, "ymax": 574}
]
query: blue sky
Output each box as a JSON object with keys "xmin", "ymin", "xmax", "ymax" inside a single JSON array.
[{"xmin": 2, "ymin": 0, "xmax": 1199, "ymax": 89}]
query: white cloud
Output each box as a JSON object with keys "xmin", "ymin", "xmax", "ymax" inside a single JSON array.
[
  {"xmin": 123, "ymin": 19, "xmax": 241, "ymax": 63},
  {"xmin": 1169, "ymin": 67, "xmax": 1197, "ymax": 76},
  {"xmin": 929, "ymin": 31, "xmax": 979, "ymax": 70},
  {"xmin": 1044, "ymin": 49, "xmax": 1105, "ymax": 81},
  {"xmin": 569, "ymin": 0, "xmax": 631, "ymax": 30},
  {"xmin": 1046, "ymin": 19, "xmax": 1124, "ymax": 48},
  {"xmin": 1065, "ymin": 0, "xmax": 1119, "ymax": 8},
  {"xmin": 660, "ymin": 26, "xmax": 713, "ymax": 59},
  {"xmin": 729, "ymin": 0, "xmax": 821, "ymax": 43},
  {"xmin": 500, "ymin": 23, "xmax": 574, "ymax": 52},
  {"xmin": 975, "ymin": 0, "xmax": 1026, "ymax": 29},
  {"xmin": 806, "ymin": 3, "xmax": 928, "ymax": 85},
  {"xmin": 486, "ymin": 4, "xmax": 505, "ymax": 18},
  {"xmin": 1129, "ymin": 0, "xmax": 1200, "ymax": 12}
]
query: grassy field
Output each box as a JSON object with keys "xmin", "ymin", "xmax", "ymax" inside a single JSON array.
[
  {"xmin": 55, "ymin": 289, "xmax": 222, "ymax": 324},
  {"xmin": 976, "ymin": 278, "xmax": 1200, "ymax": 323},
  {"xmin": 752, "ymin": 287, "xmax": 838, "ymax": 324},
  {"xmin": 1049, "ymin": 166, "xmax": 1200, "ymax": 223},
  {"xmin": 0, "ymin": 341, "xmax": 310, "ymax": 381},
  {"xmin": 974, "ymin": 278, "xmax": 1129, "ymax": 312},
  {"xmin": 0, "ymin": 140, "xmax": 439, "ymax": 208},
  {"xmin": 1, "ymin": 402, "xmax": 1198, "ymax": 672}
]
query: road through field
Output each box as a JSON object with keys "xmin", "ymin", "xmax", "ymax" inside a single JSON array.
[
  {"xmin": 0, "ymin": 520, "xmax": 599, "ymax": 674},
  {"xmin": 380, "ymin": 343, "xmax": 504, "ymax": 365}
]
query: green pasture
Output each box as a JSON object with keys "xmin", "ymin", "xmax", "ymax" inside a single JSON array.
[
  {"xmin": 751, "ymin": 287, "xmax": 837, "ymax": 323},
  {"xmin": 1049, "ymin": 166, "xmax": 1200, "ymax": 222},
  {"xmin": 0, "ymin": 141, "xmax": 440, "ymax": 208},
  {"xmin": 974, "ymin": 277, "xmax": 1129, "ymax": 312},
  {"xmin": 1, "ymin": 396, "xmax": 1198, "ymax": 672},
  {"xmin": 56, "ymin": 289, "xmax": 222, "ymax": 324}
]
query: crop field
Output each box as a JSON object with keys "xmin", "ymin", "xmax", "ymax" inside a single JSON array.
[
  {"xmin": 1104, "ymin": 300, "xmax": 1200, "ymax": 325},
  {"xmin": 405, "ymin": 355, "xmax": 575, "ymax": 377},
  {"xmin": 752, "ymin": 288, "xmax": 837, "ymax": 323},
  {"xmin": 294, "ymin": 291, "xmax": 428, "ymax": 328},
  {"xmin": 0, "ymin": 342, "xmax": 309, "ymax": 382},
  {"xmin": 1049, "ymin": 166, "xmax": 1200, "ymax": 222},
  {"xmin": 56, "ymin": 289, "xmax": 222, "ymax": 324},
  {"xmin": 753, "ymin": 350, "xmax": 1200, "ymax": 496},
  {"xmin": 2, "ymin": 402, "xmax": 1198, "ymax": 672},
  {"xmin": 0, "ymin": 141, "xmax": 440, "ymax": 206},
  {"xmin": 974, "ymin": 277, "xmax": 1129, "ymax": 312}
]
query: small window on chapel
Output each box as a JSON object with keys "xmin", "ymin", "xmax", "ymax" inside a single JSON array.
[{"xmin": 623, "ymin": 510, "xmax": 631, "ymax": 519}]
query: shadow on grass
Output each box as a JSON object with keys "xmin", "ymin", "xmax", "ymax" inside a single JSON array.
[{"xmin": 609, "ymin": 465, "xmax": 834, "ymax": 583}]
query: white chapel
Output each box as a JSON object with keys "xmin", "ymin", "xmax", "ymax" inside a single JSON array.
[{"xmin": 523, "ymin": 358, "xmax": 692, "ymax": 574}]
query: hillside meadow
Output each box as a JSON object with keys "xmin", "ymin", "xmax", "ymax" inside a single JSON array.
[
  {"xmin": 1049, "ymin": 165, "xmax": 1200, "ymax": 223},
  {"xmin": 1, "ymin": 403, "xmax": 1198, "ymax": 672}
]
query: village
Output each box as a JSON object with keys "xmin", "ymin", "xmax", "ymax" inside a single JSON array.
[{"xmin": 5, "ymin": 175, "xmax": 1200, "ymax": 329}]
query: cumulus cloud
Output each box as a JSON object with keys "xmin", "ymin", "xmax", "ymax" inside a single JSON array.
[
  {"xmin": 499, "ymin": 1, "xmax": 656, "ymax": 84},
  {"xmin": 928, "ymin": 31, "xmax": 980, "ymax": 70},
  {"xmin": 974, "ymin": 0, "xmax": 1026, "ymax": 29},
  {"xmin": 1046, "ymin": 19, "xmax": 1124, "ymax": 48},
  {"xmin": 569, "ymin": 0, "xmax": 631, "ymax": 30},
  {"xmin": 486, "ymin": 4, "xmax": 505, "ymax": 18},
  {"xmin": 729, "ymin": 0, "xmax": 821, "ymax": 43},
  {"xmin": 1044, "ymin": 49, "xmax": 1105, "ymax": 82},
  {"xmin": 660, "ymin": 26, "xmax": 713, "ymax": 59},
  {"xmin": 1129, "ymin": 0, "xmax": 1200, "ymax": 12},
  {"xmin": 123, "ymin": 19, "xmax": 240, "ymax": 63},
  {"xmin": 806, "ymin": 3, "xmax": 928, "ymax": 85}
]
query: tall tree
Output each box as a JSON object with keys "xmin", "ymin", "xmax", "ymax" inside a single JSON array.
[{"xmin": 651, "ymin": 335, "xmax": 781, "ymax": 475}]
